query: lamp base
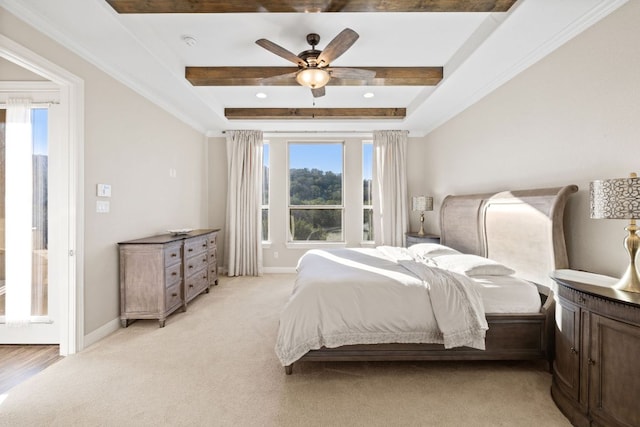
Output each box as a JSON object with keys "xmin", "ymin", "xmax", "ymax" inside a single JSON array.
[
  {"xmin": 418, "ymin": 212, "xmax": 425, "ymax": 236},
  {"xmin": 614, "ymin": 264, "xmax": 640, "ymax": 293},
  {"xmin": 614, "ymin": 221, "xmax": 640, "ymax": 293}
]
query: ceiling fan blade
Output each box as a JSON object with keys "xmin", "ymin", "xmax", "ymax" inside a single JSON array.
[
  {"xmin": 317, "ymin": 28, "xmax": 359, "ymax": 67},
  {"xmin": 260, "ymin": 71, "xmax": 299, "ymax": 84},
  {"xmin": 328, "ymin": 68, "xmax": 376, "ymax": 80},
  {"xmin": 256, "ymin": 39, "xmax": 307, "ymax": 67},
  {"xmin": 311, "ymin": 87, "xmax": 326, "ymax": 98}
]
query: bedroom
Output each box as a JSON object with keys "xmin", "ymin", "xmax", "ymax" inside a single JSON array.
[{"xmin": 0, "ymin": 0, "xmax": 639, "ymax": 425}]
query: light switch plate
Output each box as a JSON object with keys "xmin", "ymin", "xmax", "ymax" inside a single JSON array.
[
  {"xmin": 96, "ymin": 200, "xmax": 110, "ymax": 213},
  {"xmin": 97, "ymin": 183, "xmax": 112, "ymax": 197}
]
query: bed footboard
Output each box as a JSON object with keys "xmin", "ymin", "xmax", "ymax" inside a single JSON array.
[{"xmin": 284, "ymin": 289, "xmax": 555, "ymax": 375}]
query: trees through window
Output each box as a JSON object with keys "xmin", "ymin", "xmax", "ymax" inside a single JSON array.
[{"xmin": 288, "ymin": 142, "xmax": 343, "ymax": 242}]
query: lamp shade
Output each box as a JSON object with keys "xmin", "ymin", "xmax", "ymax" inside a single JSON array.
[
  {"xmin": 296, "ymin": 68, "xmax": 330, "ymax": 89},
  {"xmin": 412, "ymin": 196, "xmax": 433, "ymax": 212},
  {"xmin": 590, "ymin": 176, "xmax": 640, "ymax": 219}
]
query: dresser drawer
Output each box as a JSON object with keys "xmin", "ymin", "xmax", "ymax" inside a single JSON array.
[
  {"xmin": 185, "ymin": 267, "xmax": 208, "ymax": 301},
  {"xmin": 184, "ymin": 236, "xmax": 208, "ymax": 257},
  {"xmin": 165, "ymin": 282, "xmax": 182, "ymax": 312},
  {"xmin": 208, "ymin": 247, "xmax": 217, "ymax": 264},
  {"xmin": 164, "ymin": 243, "xmax": 182, "ymax": 267},
  {"xmin": 208, "ymin": 233, "xmax": 217, "ymax": 248},
  {"xmin": 184, "ymin": 252, "xmax": 209, "ymax": 278},
  {"xmin": 165, "ymin": 262, "xmax": 182, "ymax": 287}
]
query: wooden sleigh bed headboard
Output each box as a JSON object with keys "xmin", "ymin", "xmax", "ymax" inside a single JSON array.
[{"xmin": 440, "ymin": 185, "xmax": 578, "ymax": 288}]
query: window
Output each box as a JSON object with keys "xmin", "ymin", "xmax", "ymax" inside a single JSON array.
[
  {"xmin": 1, "ymin": 107, "xmax": 49, "ymax": 319},
  {"xmin": 362, "ymin": 142, "xmax": 373, "ymax": 241},
  {"xmin": 288, "ymin": 142, "xmax": 343, "ymax": 242},
  {"xmin": 262, "ymin": 143, "xmax": 269, "ymax": 242}
]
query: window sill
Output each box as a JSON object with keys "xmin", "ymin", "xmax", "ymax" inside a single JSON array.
[{"xmin": 285, "ymin": 241, "xmax": 347, "ymax": 250}]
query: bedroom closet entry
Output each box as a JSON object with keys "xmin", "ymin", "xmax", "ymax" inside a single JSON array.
[{"xmin": 0, "ymin": 95, "xmax": 59, "ymax": 344}]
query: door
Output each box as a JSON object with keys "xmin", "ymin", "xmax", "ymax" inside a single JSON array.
[
  {"xmin": 0, "ymin": 102, "xmax": 59, "ymax": 343},
  {"xmin": 553, "ymin": 297, "xmax": 580, "ymax": 400},
  {"xmin": 588, "ymin": 313, "xmax": 640, "ymax": 427}
]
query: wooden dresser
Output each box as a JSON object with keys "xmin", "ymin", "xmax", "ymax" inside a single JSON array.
[
  {"xmin": 118, "ymin": 229, "xmax": 219, "ymax": 328},
  {"xmin": 550, "ymin": 270, "xmax": 640, "ymax": 427}
]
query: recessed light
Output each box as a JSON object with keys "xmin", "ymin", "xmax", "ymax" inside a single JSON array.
[
  {"xmin": 363, "ymin": 92, "xmax": 375, "ymax": 98},
  {"xmin": 256, "ymin": 92, "xmax": 267, "ymax": 99}
]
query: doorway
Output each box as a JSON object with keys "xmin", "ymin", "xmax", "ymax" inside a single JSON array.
[
  {"xmin": 0, "ymin": 104, "xmax": 58, "ymax": 343},
  {"xmin": 0, "ymin": 34, "xmax": 84, "ymax": 355}
]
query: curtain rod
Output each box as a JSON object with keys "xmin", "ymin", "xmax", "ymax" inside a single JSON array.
[
  {"xmin": 223, "ymin": 130, "xmax": 375, "ymax": 134},
  {"xmin": 0, "ymin": 101, "xmax": 60, "ymax": 108}
]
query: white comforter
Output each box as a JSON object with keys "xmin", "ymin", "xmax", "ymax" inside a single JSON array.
[{"xmin": 275, "ymin": 247, "xmax": 489, "ymax": 366}]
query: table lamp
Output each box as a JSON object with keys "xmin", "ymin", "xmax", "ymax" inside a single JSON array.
[
  {"xmin": 590, "ymin": 172, "xmax": 640, "ymax": 293},
  {"xmin": 412, "ymin": 195, "xmax": 433, "ymax": 236}
]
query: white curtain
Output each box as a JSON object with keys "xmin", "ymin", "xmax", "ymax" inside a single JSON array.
[
  {"xmin": 224, "ymin": 130, "xmax": 264, "ymax": 276},
  {"xmin": 5, "ymin": 99, "xmax": 33, "ymax": 325},
  {"xmin": 372, "ymin": 130, "xmax": 408, "ymax": 246}
]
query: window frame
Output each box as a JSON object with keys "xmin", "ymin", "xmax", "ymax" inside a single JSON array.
[
  {"xmin": 362, "ymin": 140, "xmax": 374, "ymax": 243},
  {"xmin": 261, "ymin": 141, "xmax": 270, "ymax": 244},
  {"xmin": 286, "ymin": 140, "xmax": 345, "ymax": 245}
]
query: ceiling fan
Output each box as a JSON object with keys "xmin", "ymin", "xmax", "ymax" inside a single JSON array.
[{"xmin": 256, "ymin": 28, "xmax": 375, "ymax": 98}]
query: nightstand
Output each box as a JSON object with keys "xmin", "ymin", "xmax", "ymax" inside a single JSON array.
[
  {"xmin": 405, "ymin": 232, "xmax": 440, "ymax": 247},
  {"xmin": 550, "ymin": 269, "xmax": 640, "ymax": 427}
]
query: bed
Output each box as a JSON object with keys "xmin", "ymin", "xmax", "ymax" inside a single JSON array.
[{"xmin": 276, "ymin": 185, "xmax": 578, "ymax": 374}]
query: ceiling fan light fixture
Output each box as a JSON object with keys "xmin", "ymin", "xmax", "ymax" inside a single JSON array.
[{"xmin": 296, "ymin": 68, "xmax": 330, "ymax": 89}]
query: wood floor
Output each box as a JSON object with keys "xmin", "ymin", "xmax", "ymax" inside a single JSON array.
[{"xmin": 0, "ymin": 345, "xmax": 62, "ymax": 394}]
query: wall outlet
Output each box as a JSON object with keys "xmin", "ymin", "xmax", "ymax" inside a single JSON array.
[
  {"xmin": 169, "ymin": 168, "xmax": 177, "ymax": 178},
  {"xmin": 273, "ymin": 251, "xmax": 279, "ymax": 259}
]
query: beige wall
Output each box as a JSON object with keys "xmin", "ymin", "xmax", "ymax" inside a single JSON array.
[
  {"xmin": 1, "ymin": 8, "xmax": 208, "ymax": 335},
  {"xmin": 419, "ymin": 0, "xmax": 640, "ymax": 278}
]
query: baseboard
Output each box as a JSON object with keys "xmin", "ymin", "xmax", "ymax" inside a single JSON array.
[
  {"xmin": 83, "ymin": 317, "xmax": 120, "ymax": 349},
  {"xmin": 263, "ymin": 267, "xmax": 296, "ymax": 274}
]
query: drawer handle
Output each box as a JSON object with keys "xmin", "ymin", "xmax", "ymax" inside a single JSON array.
[
  {"xmin": 171, "ymin": 272, "xmax": 177, "ymax": 276},
  {"xmin": 570, "ymin": 347, "xmax": 578, "ymax": 355},
  {"xmin": 203, "ymin": 257, "xmax": 207, "ymax": 262},
  {"xmin": 577, "ymin": 296, "xmax": 585, "ymax": 304},
  {"xmin": 188, "ymin": 265, "xmax": 194, "ymax": 269},
  {"xmin": 588, "ymin": 358, "xmax": 596, "ymax": 365},
  {"xmin": 171, "ymin": 292, "xmax": 177, "ymax": 297},
  {"xmin": 188, "ymin": 248, "xmax": 193, "ymax": 252},
  {"xmin": 189, "ymin": 284, "xmax": 194, "ymax": 288},
  {"xmin": 202, "ymin": 275, "xmax": 207, "ymax": 279},
  {"xmin": 171, "ymin": 253, "xmax": 177, "ymax": 258},
  {"xmin": 202, "ymin": 243, "xmax": 207, "ymax": 248}
]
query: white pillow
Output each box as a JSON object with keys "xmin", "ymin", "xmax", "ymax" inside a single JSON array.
[
  {"xmin": 430, "ymin": 253, "xmax": 516, "ymax": 277},
  {"xmin": 408, "ymin": 243, "xmax": 461, "ymax": 259}
]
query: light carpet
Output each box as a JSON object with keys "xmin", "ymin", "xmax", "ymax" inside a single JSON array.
[{"xmin": 0, "ymin": 274, "xmax": 570, "ymax": 426}]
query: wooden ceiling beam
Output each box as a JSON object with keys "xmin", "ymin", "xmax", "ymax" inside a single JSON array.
[
  {"xmin": 224, "ymin": 107, "xmax": 406, "ymax": 120},
  {"xmin": 106, "ymin": 0, "xmax": 517, "ymax": 13},
  {"xmin": 186, "ymin": 67, "xmax": 443, "ymax": 86}
]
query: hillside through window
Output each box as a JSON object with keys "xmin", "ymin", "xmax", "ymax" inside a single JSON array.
[
  {"xmin": 288, "ymin": 142, "xmax": 343, "ymax": 242},
  {"xmin": 363, "ymin": 142, "xmax": 373, "ymax": 241}
]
